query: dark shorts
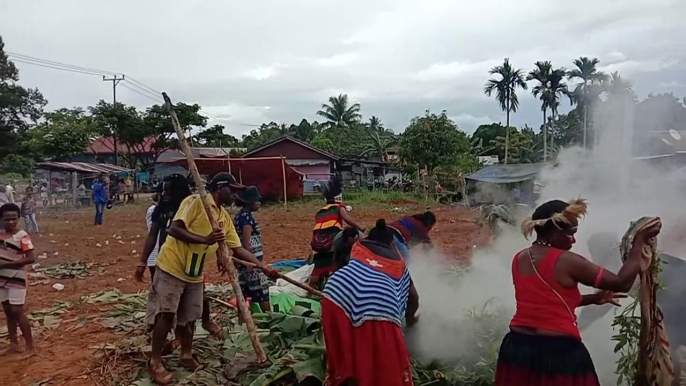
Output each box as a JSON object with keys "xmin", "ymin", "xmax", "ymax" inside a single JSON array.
[
  {"xmin": 146, "ymin": 268, "xmax": 203, "ymax": 326},
  {"xmin": 238, "ymin": 268, "xmax": 270, "ymax": 303}
]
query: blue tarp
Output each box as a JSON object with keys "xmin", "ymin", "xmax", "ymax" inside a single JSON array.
[
  {"xmin": 271, "ymin": 259, "xmax": 307, "ymax": 269},
  {"xmin": 466, "ymin": 164, "xmax": 544, "ymax": 184}
]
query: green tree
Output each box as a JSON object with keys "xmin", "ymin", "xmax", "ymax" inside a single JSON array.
[
  {"xmin": 361, "ymin": 130, "xmax": 396, "ymax": 161},
  {"xmin": 551, "ymin": 110, "xmax": 583, "ymax": 148},
  {"xmin": 0, "ymin": 154, "xmax": 34, "ymax": 177},
  {"xmin": 90, "ymin": 100, "xmax": 145, "ymax": 167},
  {"xmin": 546, "ymin": 68, "xmax": 569, "ymax": 151},
  {"xmin": 491, "ymin": 128, "xmax": 534, "ymax": 164},
  {"xmin": 316, "ymin": 94, "xmax": 361, "ymax": 129},
  {"xmin": 310, "ymin": 134, "xmax": 334, "ymax": 153},
  {"xmin": 25, "ymin": 108, "xmax": 99, "ymax": 160},
  {"xmin": 399, "ymin": 110, "xmax": 476, "ymax": 172},
  {"xmin": 291, "ymin": 119, "xmax": 320, "ymax": 142},
  {"xmin": 470, "ymin": 123, "xmax": 507, "ymax": 156},
  {"xmin": 0, "ymin": 35, "xmax": 47, "ymax": 163},
  {"xmin": 527, "ymin": 61, "xmax": 552, "ymax": 160},
  {"xmin": 484, "ymin": 58, "xmax": 528, "ymax": 164},
  {"xmin": 567, "ymin": 57, "xmax": 609, "ymax": 148},
  {"xmin": 241, "ymin": 122, "xmax": 284, "ymax": 150},
  {"xmin": 195, "ymin": 124, "xmax": 240, "ymax": 147}
]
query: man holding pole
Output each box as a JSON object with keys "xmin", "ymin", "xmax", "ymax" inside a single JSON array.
[{"xmin": 146, "ymin": 172, "xmax": 276, "ymax": 384}]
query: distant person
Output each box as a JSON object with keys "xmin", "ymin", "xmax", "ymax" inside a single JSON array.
[
  {"xmin": 92, "ymin": 174, "xmax": 108, "ymax": 226},
  {"xmin": 21, "ymin": 187, "xmax": 38, "ymax": 233},
  {"xmin": 322, "ymin": 219, "xmax": 419, "ymax": 386},
  {"xmin": 40, "ymin": 184, "xmax": 48, "ymax": 207},
  {"xmin": 0, "ymin": 203, "xmax": 36, "ymax": 355},
  {"xmin": 387, "ymin": 211, "xmax": 436, "ymax": 261},
  {"xmin": 494, "ymin": 199, "xmax": 660, "ymax": 386},
  {"xmin": 309, "ymin": 176, "xmax": 366, "ymax": 289},
  {"xmin": 77, "ymin": 182, "xmax": 86, "ymax": 197},
  {"xmin": 5, "ymin": 182, "xmax": 15, "ymax": 203},
  {"xmin": 578, "ymin": 232, "xmax": 686, "ymax": 385},
  {"xmin": 233, "ymin": 186, "xmax": 271, "ymax": 312},
  {"xmin": 146, "ymin": 172, "xmax": 277, "ymax": 384}
]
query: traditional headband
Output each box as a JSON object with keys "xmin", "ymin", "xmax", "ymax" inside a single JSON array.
[{"xmin": 521, "ymin": 198, "xmax": 588, "ymax": 239}]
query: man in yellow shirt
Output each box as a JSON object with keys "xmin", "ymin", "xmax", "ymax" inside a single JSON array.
[{"xmin": 147, "ymin": 172, "xmax": 276, "ymax": 384}]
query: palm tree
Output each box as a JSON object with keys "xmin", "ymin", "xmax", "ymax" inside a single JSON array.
[
  {"xmin": 361, "ymin": 130, "xmax": 396, "ymax": 162},
  {"xmin": 367, "ymin": 116, "xmax": 383, "ymax": 132},
  {"xmin": 484, "ymin": 58, "xmax": 528, "ymax": 164},
  {"xmin": 527, "ymin": 61, "xmax": 552, "ymax": 161},
  {"xmin": 545, "ymin": 68, "xmax": 569, "ymax": 151},
  {"xmin": 567, "ymin": 57, "xmax": 609, "ymax": 148},
  {"xmin": 603, "ymin": 72, "xmax": 635, "ymax": 149},
  {"xmin": 316, "ymin": 94, "xmax": 361, "ymax": 129}
]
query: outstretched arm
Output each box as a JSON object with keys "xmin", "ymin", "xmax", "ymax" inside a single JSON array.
[{"xmin": 340, "ymin": 207, "xmax": 365, "ymax": 232}]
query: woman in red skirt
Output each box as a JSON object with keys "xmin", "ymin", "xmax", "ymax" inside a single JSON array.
[
  {"xmin": 496, "ymin": 199, "xmax": 661, "ymax": 386},
  {"xmin": 322, "ymin": 219, "xmax": 419, "ymax": 386}
]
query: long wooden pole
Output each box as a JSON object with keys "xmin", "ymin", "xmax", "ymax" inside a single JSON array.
[
  {"xmin": 162, "ymin": 93, "xmax": 266, "ymax": 363},
  {"xmin": 232, "ymin": 259, "xmax": 323, "ymax": 297},
  {"xmin": 281, "ymin": 156, "xmax": 287, "ymax": 208}
]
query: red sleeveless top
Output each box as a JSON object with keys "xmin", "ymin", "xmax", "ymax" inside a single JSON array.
[{"xmin": 509, "ymin": 248, "xmax": 582, "ymax": 339}]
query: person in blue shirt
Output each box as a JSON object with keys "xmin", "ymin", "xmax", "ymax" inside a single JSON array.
[
  {"xmin": 233, "ymin": 186, "xmax": 271, "ymax": 312},
  {"xmin": 91, "ymin": 173, "xmax": 108, "ymax": 225}
]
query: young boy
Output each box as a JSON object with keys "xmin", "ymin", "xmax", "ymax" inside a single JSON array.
[
  {"xmin": 0, "ymin": 203, "xmax": 36, "ymax": 355},
  {"xmin": 21, "ymin": 187, "xmax": 39, "ymax": 233}
]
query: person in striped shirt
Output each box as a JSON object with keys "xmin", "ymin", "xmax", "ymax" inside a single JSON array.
[
  {"xmin": 0, "ymin": 203, "xmax": 36, "ymax": 355},
  {"xmin": 322, "ymin": 218, "xmax": 420, "ymax": 386}
]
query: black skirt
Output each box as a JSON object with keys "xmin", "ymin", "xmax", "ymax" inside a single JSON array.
[{"xmin": 495, "ymin": 331, "xmax": 600, "ymax": 386}]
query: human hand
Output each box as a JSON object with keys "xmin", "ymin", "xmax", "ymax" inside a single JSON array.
[
  {"xmin": 204, "ymin": 229, "xmax": 226, "ymax": 245},
  {"xmin": 217, "ymin": 255, "xmax": 228, "ymax": 275},
  {"xmin": 593, "ymin": 290, "xmax": 627, "ymax": 306},
  {"xmin": 134, "ymin": 265, "xmax": 146, "ymax": 282},
  {"xmin": 406, "ymin": 313, "xmax": 420, "ymax": 328}
]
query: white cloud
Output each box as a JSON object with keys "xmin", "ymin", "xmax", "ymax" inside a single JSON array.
[
  {"xmin": 243, "ymin": 66, "xmax": 279, "ymax": 81},
  {"xmin": 313, "ymin": 53, "xmax": 360, "ymax": 67},
  {"xmin": 411, "ymin": 60, "xmax": 498, "ymax": 82},
  {"xmin": 450, "ymin": 113, "xmax": 497, "ymax": 134}
]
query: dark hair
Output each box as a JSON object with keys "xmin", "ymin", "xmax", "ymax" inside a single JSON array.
[
  {"xmin": 367, "ymin": 219, "xmax": 394, "ymax": 246},
  {"xmin": 160, "ymin": 174, "xmax": 192, "ymax": 211},
  {"xmin": 531, "ymin": 199, "xmax": 571, "ymax": 236},
  {"xmin": 0, "ymin": 203, "xmax": 21, "ymax": 217},
  {"xmin": 412, "ymin": 211, "xmax": 436, "ymax": 227}
]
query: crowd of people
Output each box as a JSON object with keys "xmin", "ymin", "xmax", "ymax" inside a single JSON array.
[{"xmin": 0, "ymin": 168, "xmax": 673, "ymax": 386}]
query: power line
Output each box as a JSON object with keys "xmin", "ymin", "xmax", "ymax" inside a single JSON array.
[
  {"xmin": 7, "ymin": 52, "xmax": 121, "ymax": 76},
  {"xmin": 119, "ymin": 83, "xmax": 163, "ymax": 103},
  {"xmin": 8, "ymin": 58, "xmax": 108, "ymax": 77}
]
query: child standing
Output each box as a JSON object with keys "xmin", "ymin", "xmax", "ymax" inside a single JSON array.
[
  {"xmin": 21, "ymin": 187, "xmax": 39, "ymax": 233},
  {"xmin": 233, "ymin": 186, "xmax": 271, "ymax": 312},
  {"xmin": 0, "ymin": 203, "xmax": 36, "ymax": 355}
]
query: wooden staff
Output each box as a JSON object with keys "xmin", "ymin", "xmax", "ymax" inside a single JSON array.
[
  {"xmin": 233, "ymin": 259, "xmax": 324, "ymax": 297},
  {"xmin": 162, "ymin": 93, "xmax": 267, "ymax": 363}
]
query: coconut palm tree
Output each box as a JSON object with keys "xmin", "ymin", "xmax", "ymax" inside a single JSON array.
[
  {"xmin": 367, "ymin": 116, "xmax": 385, "ymax": 133},
  {"xmin": 316, "ymin": 94, "xmax": 361, "ymax": 129},
  {"xmin": 361, "ymin": 130, "xmax": 396, "ymax": 162},
  {"xmin": 567, "ymin": 57, "xmax": 609, "ymax": 148},
  {"xmin": 545, "ymin": 68, "xmax": 569, "ymax": 151},
  {"xmin": 527, "ymin": 61, "xmax": 552, "ymax": 161},
  {"xmin": 484, "ymin": 58, "xmax": 528, "ymax": 164}
]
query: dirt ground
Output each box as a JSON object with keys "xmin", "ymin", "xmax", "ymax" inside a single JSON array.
[{"xmin": 1, "ymin": 199, "xmax": 491, "ymax": 386}]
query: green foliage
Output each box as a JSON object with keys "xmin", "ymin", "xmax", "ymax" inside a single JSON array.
[
  {"xmin": 316, "ymin": 94, "xmax": 361, "ymax": 129},
  {"xmin": 195, "ymin": 124, "xmax": 240, "ymax": 147},
  {"xmin": 400, "ymin": 110, "xmax": 477, "ymax": 172},
  {"xmin": 25, "ymin": 108, "xmax": 99, "ymax": 160},
  {"xmin": 471, "ymin": 124, "xmax": 507, "ymax": 156},
  {"xmin": 310, "ymin": 134, "xmax": 334, "ymax": 153},
  {"xmin": 0, "ymin": 154, "xmax": 34, "ymax": 176}
]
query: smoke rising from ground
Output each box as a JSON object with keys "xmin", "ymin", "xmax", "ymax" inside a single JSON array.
[{"xmin": 406, "ymin": 93, "xmax": 686, "ymax": 384}]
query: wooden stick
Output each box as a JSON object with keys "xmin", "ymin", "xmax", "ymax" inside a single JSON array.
[
  {"xmin": 162, "ymin": 93, "xmax": 267, "ymax": 363},
  {"xmin": 233, "ymin": 259, "xmax": 324, "ymax": 297},
  {"xmin": 281, "ymin": 156, "xmax": 287, "ymax": 208}
]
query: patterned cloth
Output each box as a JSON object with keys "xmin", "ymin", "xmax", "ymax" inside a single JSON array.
[
  {"xmin": 313, "ymin": 204, "xmax": 343, "ymax": 231},
  {"xmin": 145, "ymin": 204, "xmax": 160, "ymax": 267},
  {"xmin": 0, "ymin": 229, "xmax": 33, "ymax": 289},
  {"xmin": 620, "ymin": 217, "xmax": 674, "ymax": 385},
  {"xmin": 234, "ymin": 209, "xmax": 269, "ymax": 303},
  {"xmin": 324, "ymin": 240, "xmax": 411, "ymax": 327},
  {"xmin": 388, "ymin": 216, "xmax": 431, "ymax": 248},
  {"xmin": 21, "ymin": 196, "xmax": 36, "ymax": 215}
]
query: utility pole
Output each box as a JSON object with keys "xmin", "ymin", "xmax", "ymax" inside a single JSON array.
[{"xmin": 103, "ymin": 75, "xmax": 125, "ymax": 165}]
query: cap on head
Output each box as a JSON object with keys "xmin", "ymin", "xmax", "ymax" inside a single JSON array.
[
  {"xmin": 208, "ymin": 172, "xmax": 245, "ymax": 192},
  {"xmin": 236, "ymin": 185, "xmax": 262, "ymax": 204}
]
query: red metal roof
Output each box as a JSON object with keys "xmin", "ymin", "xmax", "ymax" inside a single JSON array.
[
  {"xmin": 242, "ymin": 136, "xmax": 339, "ymax": 160},
  {"xmin": 87, "ymin": 137, "xmax": 157, "ymax": 154},
  {"xmin": 36, "ymin": 162, "xmax": 133, "ymax": 174}
]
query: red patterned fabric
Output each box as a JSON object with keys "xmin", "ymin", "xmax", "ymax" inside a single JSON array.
[{"xmin": 322, "ymin": 298, "xmax": 413, "ymax": 386}]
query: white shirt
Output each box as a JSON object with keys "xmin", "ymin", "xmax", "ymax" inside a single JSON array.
[
  {"xmin": 5, "ymin": 185, "xmax": 14, "ymax": 203},
  {"xmin": 146, "ymin": 204, "xmax": 160, "ymax": 266}
]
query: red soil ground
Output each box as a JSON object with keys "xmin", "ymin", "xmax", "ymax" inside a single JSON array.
[{"xmin": 1, "ymin": 200, "xmax": 491, "ymax": 386}]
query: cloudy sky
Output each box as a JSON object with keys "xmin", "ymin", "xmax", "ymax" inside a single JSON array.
[{"xmin": 2, "ymin": 0, "xmax": 685, "ymax": 137}]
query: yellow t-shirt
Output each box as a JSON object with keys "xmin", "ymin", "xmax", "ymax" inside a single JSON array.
[{"xmin": 156, "ymin": 194, "xmax": 241, "ymax": 283}]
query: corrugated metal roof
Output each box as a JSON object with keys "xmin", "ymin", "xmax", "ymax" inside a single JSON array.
[
  {"xmin": 242, "ymin": 136, "xmax": 339, "ymax": 160},
  {"xmin": 466, "ymin": 163, "xmax": 544, "ymax": 183},
  {"xmin": 36, "ymin": 162, "xmax": 133, "ymax": 174}
]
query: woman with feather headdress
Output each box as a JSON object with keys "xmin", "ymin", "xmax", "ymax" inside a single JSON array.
[
  {"xmin": 309, "ymin": 176, "xmax": 366, "ymax": 289},
  {"xmin": 495, "ymin": 199, "xmax": 661, "ymax": 386}
]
